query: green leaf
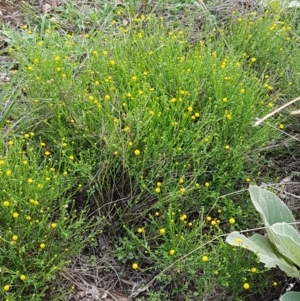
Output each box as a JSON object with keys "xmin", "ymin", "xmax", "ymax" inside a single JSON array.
[
  {"xmin": 280, "ymin": 291, "xmax": 300, "ymax": 301},
  {"xmin": 0, "ymin": 78, "xmax": 21, "ymax": 130},
  {"xmin": 249, "ymin": 185, "xmax": 297, "ymax": 247},
  {"xmin": 226, "ymin": 232, "xmax": 300, "ymax": 278},
  {"xmin": 288, "ymin": 1, "xmax": 300, "ymax": 8},
  {"xmin": 270, "ymin": 223, "xmax": 300, "ymax": 267},
  {"xmin": 249, "ymin": 185, "xmax": 296, "ymax": 228}
]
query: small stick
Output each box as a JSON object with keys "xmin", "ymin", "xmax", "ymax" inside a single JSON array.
[
  {"xmin": 253, "ymin": 95, "xmax": 300, "ymax": 127},
  {"xmin": 291, "ymin": 109, "xmax": 300, "ymax": 115}
]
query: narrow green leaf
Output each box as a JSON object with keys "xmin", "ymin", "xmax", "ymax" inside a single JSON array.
[{"xmin": 0, "ymin": 78, "xmax": 21, "ymax": 130}]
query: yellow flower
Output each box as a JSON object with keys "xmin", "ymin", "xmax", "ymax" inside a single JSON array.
[
  {"xmin": 279, "ymin": 124, "xmax": 284, "ymax": 129},
  {"xmin": 206, "ymin": 216, "xmax": 212, "ymax": 221},
  {"xmin": 202, "ymin": 255, "xmax": 209, "ymax": 262},
  {"xmin": 251, "ymin": 267, "xmax": 257, "ymax": 273},
  {"xmin": 40, "ymin": 243, "xmax": 46, "ymax": 249},
  {"xmin": 159, "ymin": 228, "xmax": 166, "ymax": 235},
  {"xmin": 229, "ymin": 218, "xmax": 235, "ymax": 225},
  {"xmin": 0, "ymin": 159, "xmax": 4, "ymax": 164},
  {"xmin": 137, "ymin": 227, "xmax": 144, "ymax": 233},
  {"xmin": 211, "ymin": 220, "xmax": 217, "ymax": 226},
  {"xmin": 51, "ymin": 223, "xmax": 57, "ymax": 229},
  {"xmin": 205, "ymin": 182, "xmax": 210, "ymax": 187},
  {"xmin": 169, "ymin": 249, "xmax": 175, "ymax": 256},
  {"xmin": 156, "ymin": 182, "xmax": 162, "ymax": 187},
  {"xmin": 240, "ymin": 88, "xmax": 245, "ymax": 94},
  {"xmin": 20, "ymin": 274, "xmax": 26, "ymax": 281},
  {"xmin": 134, "ymin": 149, "xmax": 140, "ymax": 156},
  {"xmin": 63, "ymin": 171, "xmax": 68, "ymax": 176},
  {"xmin": 180, "ymin": 187, "xmax": 186, "ymax": 194},
  {"xmin": 6, "ymin": 170, "xmax": 12, "ymax": 176},
  {"xmin": 225, "ymin": 145, "xmax": 230, "ymax": 150},
  {"xmin": 236, "ymin": 237, "xmax": 242, "ymax": 244},
  {"xmin": 155, "ymin": 187, "xmax": 161, "ymax": 193},
  {"xmin": 243, "ymin": 283, "xmax": 250, "ymax": 290},
  {"xmin": 27, "ymin": 178, "xmax": 34, "ymax": 184},
  {"xmin": 180, "ymin": 214, "xmax": 187, "ymax": 221},
  {"xmin": 179, "ymin": 178, "xmax": 184, "ymax": 184},
  {"xmin": 13, "ymin": 212, "xmax": 19, "ymax": 218},
  {"xmin": 132, "ymin": 263, "xmax": 138, "ymax": 270},
  {"xmin": 12, "ymin": 235, "xmax": 18, "ymax": 241},
  {"xmin": 3, "ymin": 201, "xmax": 9, "ymax": 207},
  {"xmin": 4, "ymin": 285, "xmax": 10, "ymax": 291}
]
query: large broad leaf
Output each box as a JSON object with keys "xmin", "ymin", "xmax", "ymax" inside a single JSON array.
[
  {"xmin": 270, "ymin": 223, "xmax": 300, "ymax": 267},
  {"xmin": 288, "ymin": 1, "xmax": 300, "ymax": 8},
  {"xmin": 226, "ymin": 231, "xmax": 300, "ymax": 278},
  {"xmin": 280, "ymin": 291, "xmax": 300, "ymax": 301},
  {"xmin": 249, "ymin": 185, "xmax": 296, "ymax": 228},
  {"xmin": 249, "ymin": 185, "xmax": 297, "ymax": 247}
]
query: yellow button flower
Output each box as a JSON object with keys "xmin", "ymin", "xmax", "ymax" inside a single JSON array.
[
  {"xmin": 202, "ymin": 255, "xmax": 209, "ymax": 262},
  {"xmin": 132, "ymin": 263, "xmax": 138, "ymax": 270},
  {"xmin": 159, "ymin": 228, "xmax": 166, "ymax": 235},
  {"xmin": 229, "ymin": 218, "xmax": 235, "ymax": 225},
  {"xmin": 134, "ymin": 149, "xmax": 140, "ymax": 156},
  {"xmin": 169, "ymin": 249, "xmax": 175, "ymax": 256}
]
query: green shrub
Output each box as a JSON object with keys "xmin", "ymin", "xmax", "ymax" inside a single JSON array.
[{"xmin": 2, "ymin": 7, "xmax": 298, "ymax": 299}]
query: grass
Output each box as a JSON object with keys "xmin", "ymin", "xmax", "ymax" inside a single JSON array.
[{"xmin": 1, "ymin": 1, "xmax": 300, "ymax": 300}]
